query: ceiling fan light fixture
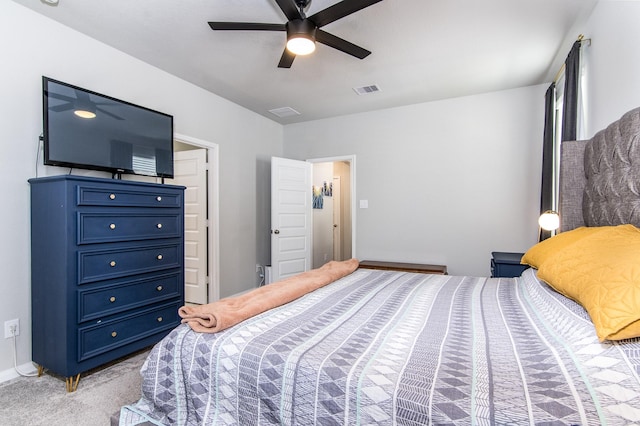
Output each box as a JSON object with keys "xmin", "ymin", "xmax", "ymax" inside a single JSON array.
[
  {"xmin": 74, "ymin": 108, "xmax": 96, "ymax": 119},
  {"xmin": 73, "ymin": 99, "xmax": 97, "ymax": 118},
  {"xmin": 286, "ymin": 19, "xmax": 316, "ymax": 56},
  {"xmin": 287, "ymin": 36, "xmax": 315, "ymax": 55}
]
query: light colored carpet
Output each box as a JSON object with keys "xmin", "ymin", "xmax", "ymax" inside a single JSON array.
[{"xmin": 0, "ymin": 349, "xmax": 148, "ymax": 426}]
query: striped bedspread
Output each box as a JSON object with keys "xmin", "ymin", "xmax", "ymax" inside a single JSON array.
[{"xmin": 120, "ymin": 268, "xmax": 640, "ymax": 425}]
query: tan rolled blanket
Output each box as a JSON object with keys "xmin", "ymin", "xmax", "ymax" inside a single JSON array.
[{"xmin": 179, "ymin": 258, "xmax": 359, "ymax": 333}]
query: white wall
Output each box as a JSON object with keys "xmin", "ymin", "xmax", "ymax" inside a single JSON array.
[
  {"xmin": 0, "ymin": 2, "xmax": 282, "ymax": 377},
  {"xmin": 580, "ymin": 0, "xmax": 640, "ymax": 135},
  {"xmin": 284, "ymin": 85, "xmax": 547, "ymax": 276}
]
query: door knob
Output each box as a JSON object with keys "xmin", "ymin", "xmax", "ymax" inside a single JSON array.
[{"xmin": 274, "ymin": 229, "xmax": 280, "ymax": 234}]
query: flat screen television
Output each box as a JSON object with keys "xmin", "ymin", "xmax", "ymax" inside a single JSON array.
[{"xmin": 42, "ymin": 76, "xmax": 174, "ymax": 178}]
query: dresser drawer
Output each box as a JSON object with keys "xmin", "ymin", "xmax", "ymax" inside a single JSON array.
[
  {"xmin": 78, "ymin": 272, "xmax": 182, "ymax": 322},
  {"xmin": 77, "ymin": 185, "xmax": 182, "ymax": 208},
  {"xmin": 78, "ymin": 301, "xmax": 180, "ymax": 361},
  {"xmin": 78, "ymin": 243, "xmax": 181, "ymax": 284},
  {"xmin": 78, "ymin": 213, "xmax": 181, "ymax": 244}
]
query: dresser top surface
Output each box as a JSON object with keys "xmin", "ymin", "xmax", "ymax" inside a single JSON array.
[{"xmin": 28, "ymin": 174, "xmax": 185, "ymax": 190}]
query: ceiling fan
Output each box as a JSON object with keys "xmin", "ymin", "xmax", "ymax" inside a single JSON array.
[
  {"xmin": 208, "ymin": 0, "xmax": 383, "ymax": 68},
  {"xmin": 48, "ymin": 90, "xmax": 123, "ymax": 120}
]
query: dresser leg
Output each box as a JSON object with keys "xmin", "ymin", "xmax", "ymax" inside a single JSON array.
[
  {"xmin": 37, "ymin": 365, "xmax": 44, "ymax": 377},
  {"xmin": 65, "ymin": 374, "xmax": 81, "ymax": 392}
]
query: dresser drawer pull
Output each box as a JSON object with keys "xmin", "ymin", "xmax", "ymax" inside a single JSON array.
[
  {"xmin": 109, "ymin": 193, "xmax": 116, "ymax": 200},
  {"xmin": 157, "ymin": 254, "xmax": 163, "ymax": 260},
  {"xmin": 109, "ymin": 296, "xmax": 116, "ymax": 303},
  {"xmin": 111, "ymin": 331, "xmax": 117, "ymax": 338},
  {"xmin": 109, "ymin": 261, "xmax": 116, "ymax": 267},
  {"xmin": 156, "ymin": 285, "xmax": 163, "ymax": 291},
  {"xmin": 156, "ymin": 196, "xmax": 162, "ymax": 202},
  {"xmin": 109, "ymin": 223, "xmax": 116, "ymax": 230},
  {"xmin": 157, "ymin": 317, "xmax": 163, "ymax": 322},
  {"xmin": 156, "ymin": 223, "xmax": 163, "ymax": 229}
]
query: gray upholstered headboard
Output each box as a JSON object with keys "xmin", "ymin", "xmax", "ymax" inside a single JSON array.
[{"xmin": 559, "ymin": 106, "xmax": 640, "ymax": 232}]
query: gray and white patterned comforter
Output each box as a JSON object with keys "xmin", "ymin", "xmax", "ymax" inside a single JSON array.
[{"xmin": 120, "ymin": 268, "xmax": 640, "ymax": 425}]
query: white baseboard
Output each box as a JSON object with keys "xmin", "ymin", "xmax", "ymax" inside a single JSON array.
[{"xmin": 0, "ymin": 362, "xmax": 38, "ymax": 384}]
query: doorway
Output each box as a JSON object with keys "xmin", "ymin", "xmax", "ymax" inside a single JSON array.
[
  {"xmin": 169, "ymin": 134, "xmax": 220, "ymax": 304},
  {"xmin": 308, "ymin": 156, "xmax": 355, "ymax": 268},
  {"xmin": 270, "ymin": 155, "xmax": 355, "ymax": 282}
]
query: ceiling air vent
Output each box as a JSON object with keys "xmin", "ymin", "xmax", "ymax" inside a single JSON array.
[
  {"xmin": 268, "ymin": 107, "xmax": 300, "ymax": 118},
  {"xmin": 353, "ymin": 84, "xmax": 381, "ymax": 95}
]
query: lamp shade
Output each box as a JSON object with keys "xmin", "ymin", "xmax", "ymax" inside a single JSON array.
[
  {"xmin": 538, "ymin": 210, "xmax": 560, "ymax": 231},
  {"xmin": 286, "ymin": 19, "xmax": 316, "ymax": 56}
]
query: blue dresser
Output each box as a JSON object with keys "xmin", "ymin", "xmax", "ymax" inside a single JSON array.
[{"xmin": 29, "ymin": 175, "xmax": 184, "ymax": 391}]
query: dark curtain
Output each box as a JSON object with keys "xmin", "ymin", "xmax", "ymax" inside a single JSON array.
[
  {"xmin": 539, "ymin": 83, "xmax": 555, "ymax": 241},
  {"xmin": 562, "ymin": 40, "xmax": 581, "ymax": 142},
  {"xmin": 538, "ymin": 39, "xmax": 581, "ymax": 241}
]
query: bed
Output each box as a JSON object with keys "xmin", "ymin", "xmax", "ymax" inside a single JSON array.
[{"xmin": 119, "ymin": 107, "xmax": 640, "ymax": 425}]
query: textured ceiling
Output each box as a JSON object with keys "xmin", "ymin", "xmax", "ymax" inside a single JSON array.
[{"xmin": 14, "ymin": 0, "xmax": 598, "ymax": 124}]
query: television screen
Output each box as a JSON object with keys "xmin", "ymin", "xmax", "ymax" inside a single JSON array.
[{"xmin": 42, "ymin": 77, "xmax": 174, "ymax": 178}]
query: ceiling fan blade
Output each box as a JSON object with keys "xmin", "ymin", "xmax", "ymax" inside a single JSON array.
[
  {"xmin": 208, "ymin": 22, "xmax": 285, "ymax": 31},
  {"xmin": 278, "ymin": 48, "xmax": 296, "ymax": 68},
  {"xmin": 47, "ymin": 92, "xmax": 76, "ymax": 103},
  {"xmin": 275, "ymin": 0, "xmax": 302, "ymax": 21},
  {"xmin": 309, "ymin": 0, "xmax": 383, "ymax": 27},
  {"xmin": 316, "ymin": 30, "xmax": 371, "ymax": 59},
  {"xmin": 96, "ymin": 107, "xmax": 124, "ymax": 120},
  {"xmin": 49, "ymin": 103, "xmax": 74, "ymax": 112}
]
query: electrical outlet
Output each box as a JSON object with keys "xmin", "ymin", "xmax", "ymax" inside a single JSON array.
[
  {"xmin": 4, "ymin": 319, "xmax": 19, "ymax": 339},
  {"xmin": 256, "ymin": 264, "xmax": 265, "ymax": 279}
]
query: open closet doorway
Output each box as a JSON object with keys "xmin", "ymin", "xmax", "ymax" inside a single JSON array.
[
  {"xmin": 168, "ymin": 135, "xmax": 220, "ymax": 305},
  {"xmin": 309, "ymin": 156, "xmax": 355, "ymax": 268}
]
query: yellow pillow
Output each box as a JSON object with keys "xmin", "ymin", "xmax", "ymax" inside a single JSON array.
[
  {"xmin": 537, "ymin": 224, "xmax": 640, "ymax": 341},
  {"xmin": 521, "ymin": 226, "xmax": 607, "ymax": 269}
]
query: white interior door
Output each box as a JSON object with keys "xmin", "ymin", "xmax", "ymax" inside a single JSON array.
[
  {"xmin": 169, "ymin": 149, "xmax": 208, "ymax": 304},
  {"xmin": 271, "ymin": 157, "xmax": 312, "ymax": 282}
]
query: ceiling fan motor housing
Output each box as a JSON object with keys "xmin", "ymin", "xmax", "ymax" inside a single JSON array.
[{"xmin": 286, "ymin": 19, "xmax": 317, "ymax": 41}]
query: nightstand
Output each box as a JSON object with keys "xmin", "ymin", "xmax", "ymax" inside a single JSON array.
[{"xmin": 491, "ymin": 252, "xmax": 529, "ymax": 277}]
